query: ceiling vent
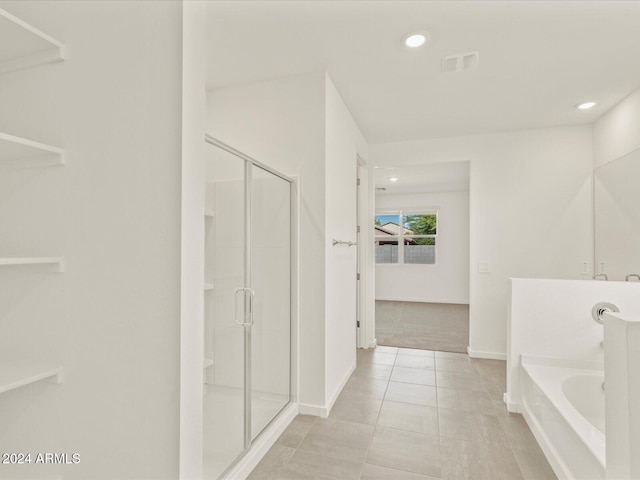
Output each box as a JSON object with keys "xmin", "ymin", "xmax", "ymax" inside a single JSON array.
[{"xmin": 442, "ymin": 51, "xmax": 479, "ymax": 73}]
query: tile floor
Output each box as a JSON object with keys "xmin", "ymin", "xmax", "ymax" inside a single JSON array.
[
  {"xmin": 248, "ymin": 347, "xmax": 557, "ymax": 480},
  {"xmin": 376, "ymin": 301, "xmax": 470, "ymax": 354}
]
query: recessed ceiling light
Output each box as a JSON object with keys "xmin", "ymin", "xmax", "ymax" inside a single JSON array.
[
  {"xmin": 402, "ymin": 32, "xmax": 428, "ymax": 48},
  {"xmin": 576, "ymin": 101, "xmax": 597, "ymax": 110},
  {"xmin": 389, "ymin": 177, "xmax": 399, "ymax": 182}
]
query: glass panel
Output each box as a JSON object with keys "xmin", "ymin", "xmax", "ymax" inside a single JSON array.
[
  {"xmin": 404, "ymin": 213, "xmax": 437, "ymax": 235},
  {"xmin": 375, "ymin": 213, "xmax": 401, "ymax": 235},
  {"xmin": 375, "ymin": 241, "xmax": 399, "ymax": 264},
  {"xmin": 404, "ymin": 238, "xmax": 437, "ymax": 264},
  {"xmin": 250, "ymin": 165, "xmax": 291, "ymax": 440},
  {"xmin": 203, "ymin": 144, "xmax": 246, "ymax": 479}
]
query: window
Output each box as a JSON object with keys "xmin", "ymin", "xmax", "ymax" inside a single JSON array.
[{"xmin": 374, "ymin": 210, "xmax": 437, "ymax": 265}]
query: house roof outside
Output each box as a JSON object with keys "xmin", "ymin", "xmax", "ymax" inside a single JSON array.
[
  {"xmin": 379, "ymin": 222, "xmax": 414, "ymax": 236},
  {"xmin": 374, "ymin": 223, "xmax": 417, "ymax": 245}
]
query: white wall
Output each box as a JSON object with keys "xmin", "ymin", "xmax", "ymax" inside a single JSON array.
[
  {"xmin": 0, "ymin": 1, "xmax": 182, "ymax": 478},
  {"xmin": 593, "ymin": 86, "xmax": 640, "ymax": 168},
  {"xmin": 180, "ymin": 2, "xmax": 206, "ymax": 478},
  {"xmin": 375, "ymin": 191, "xmax": 470, "ymax": 304},
  {"xmin": 370, "ymin": 126, "xmax": 594, "ymax": 358},
  {"xmin": 324, "ymin": 75, "xmax": 362, "ymax": 406}
]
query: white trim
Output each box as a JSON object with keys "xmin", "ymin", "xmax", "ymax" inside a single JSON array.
[
  {"xmin": 298, "ymin": 403, "xmax": 329, "ymax": 418},
  {"xmin": 375, "ymin": 296, "xmax": 469, "ymax": 305},
  {"xmin": 325, "ymin": 362, "xmax": 356, "ymax": 415},
  {"xmin": 467, "ymin": 346, "xmax": 506, "ymax": 360},
  {"xmin": 298, "ymin": 362, "xmax": 356, "ymax": 418},
  {"xmin": 503, "ymin": 392, "xmax": 522, "ymax": 413},
  {"xmin": 521, "ymin": 399, "xmax": 573, "ymax": 480},
  {"xmin": 222, "ymin": 402, "xmax": 299, "ymax": 480}
]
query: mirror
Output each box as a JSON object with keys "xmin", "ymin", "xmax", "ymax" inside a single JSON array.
[{"xmin": 594, "ymin": 147, "xmax": 640, "ymax": 281}]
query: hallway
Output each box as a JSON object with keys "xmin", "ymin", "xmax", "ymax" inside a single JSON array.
[
  {"xmin": 248, "ymin": 347, "xmax": 556, "ymax": 479},
  {"xmin": 376, "ymin": 301, "xmax": 470, "ymax": 354}
]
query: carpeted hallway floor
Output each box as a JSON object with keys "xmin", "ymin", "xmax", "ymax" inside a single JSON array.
[{"xmin": 376, "ymin": 300, "xmax": 470, "ymax": 353}]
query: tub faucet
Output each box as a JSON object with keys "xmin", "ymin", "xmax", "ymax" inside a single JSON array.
[
  {"xmin": 625, "ymin": 273, "xmax": 640, "ymax": 282},
  {"xmin": 593, "ymin": 273, "xmax": 608, "ymax": 281}
]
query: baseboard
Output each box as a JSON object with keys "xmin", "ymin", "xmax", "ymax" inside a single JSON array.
[
  {"xmin": 376, "ymin": 297, "xmax": 469, "ymax": 305},
  {"xmin": 222, "ymin": 402, "xmax": 299, "ymax": 480},
  {"xmin": 467, "ymin": 347, "xmax": 507, "ymax": 360},
  {"xmin": 298, "ymin": 403, "xmax": 328, "ymax": 418},
  {"xmin": 325, "ymin": 362, "xmax": 356, "ymax": 415},
  {"xmin": 298, "ymin": 362, "xmax": 356, "ymax": 419},
  {"xmin": 503, "ymin": 392, "xmax": 522, "ymax": 413},
  {"xmin": 369, "ymin": 338, "xmax": 377, "ymax": 349}
]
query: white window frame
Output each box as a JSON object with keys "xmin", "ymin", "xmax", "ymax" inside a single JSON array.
[{"xmin": 374, "ymin": 208, "xmax": 438, "ymax": 266}]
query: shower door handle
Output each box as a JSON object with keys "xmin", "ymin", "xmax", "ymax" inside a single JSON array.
[{"xmin": 234, "ymin": 287, "xmax": 255, "ymax": 326}]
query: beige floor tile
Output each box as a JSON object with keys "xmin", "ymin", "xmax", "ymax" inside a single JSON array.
[
  {"xmin": 398, "ymin": 347, "xmax": 435, "ymax": 357},
  {"xmin": 384, "ymin": 381, "xmax": 437, "ymax": 407},
  {"xmin": 472, "ymin": 358, "xmax": 507, "ymax": 378},
  {"xmin": 390, "ymin": 366, "xmax": 436, "ymax": 386},
  {"xmin": 248, "ymin": 444, "xmax": 296, "ymax": 480},
  {"xmin": 276, "ymin": 414, "xmax": 316, "ymax": 448},
  {"xmin": 277, "ymin": 449, "xmax": 362, "ymax": 480},
  {"xmin": 438, "ymin": 408, "xmax": 509, "ymax": 447},
  {"xmin": 512, "ymin": 447, "xmax": 558, "ymax": 480},
  {"xmin": 498, "ymin": 413, "xmax": 545, "ymax": 452},
  {"xmin": 341, "ymin": 376, "xmax": 389, "ymax": 400},
  {"xmin": 329, "ymin": 393, "xmax": 383, "ymax": 425},
  {"xmin": 435, "ymin": 351, "xmax": 468, "ymax": 359},
  {"xmin": 440, "ymin": 436, "xmax": 524, "ymax": 480},
  {"xmin": 436, "ymin": 371, "xmax": 488, "ymax": 392},
  {"xmin": 352, "ymin": 363, "xmax": 393, "ymax": 381},
  {"xmin": 357, "ymin": 350, "xmax": 397, "ymax": 366},
  {"xmin": 394, "ymin": 354, "xmax": 435, "ymax": 370},
  {"xmin": 366, "ymin": 427, "xmax": 441, "ymax": 477},
  {"xmin": 484, "ymin": 382, "xmax": 510, "ymax": 416},
  {"xmin": 373, "ymin": 345, "xmax": 398, "ymax": 354},
  {"xmin": 298, "ymin": 417, "xmax": 374, "ymax": 463},
  {"xmin": 435, "ymin": 357, "xmax": 479, "ymax": 374},
  {"xmin": 377, "ymin": 400, "xmax": 439, "ymax": 435},
  {"xmin": 437, "ymin": 387, "xmax": 497, "ymax": 415},
  {"xmin": 361, "ymin": 463, "xmax": 440, "ymax": 480}
]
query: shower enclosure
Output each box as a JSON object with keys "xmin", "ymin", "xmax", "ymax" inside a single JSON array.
[{"xmin": 202, "ymin": 136, "xmax": 292, "ymax": 479}]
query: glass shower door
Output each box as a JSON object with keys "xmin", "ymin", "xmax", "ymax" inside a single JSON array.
[
  {"xmin": 203, "ymin": 138, "xmax": 292, "ymax": 478},
  {"xmin": 250, "ymin": 164, "xmax": 291, "ymax": 439},
  {"xmin": 203, "ymin": 145, "xmax": 246, "ymax": 479}
]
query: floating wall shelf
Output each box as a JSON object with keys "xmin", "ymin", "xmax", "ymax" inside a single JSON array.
[
  {"xmin": 0, "ymin": 257, "xmax": 64, "ymax": 271},
  {"xmin": 0, "ymin": 364, "xmax": 63, "ymax": 394},
  {"xmin": 0, "ymin": 8, "xmax": 65, "ymax": 74},
  {"xmin": 0, "ymin": 132, "xmax": 64, "ymax": 164}
]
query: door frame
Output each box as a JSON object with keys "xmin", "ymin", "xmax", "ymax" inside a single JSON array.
[{"xmin": 356, "ymin": 154, "xmax": 376, "ymax": 349}]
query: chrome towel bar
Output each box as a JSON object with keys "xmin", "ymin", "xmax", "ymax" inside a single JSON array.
[{"xmin": 332, "ymin": 239, "xmax": 357, "ymax": 247}]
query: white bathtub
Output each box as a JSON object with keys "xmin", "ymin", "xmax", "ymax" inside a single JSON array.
[{"xmin": 520, "ymin": 357, "xmax": 605, "ymax": 480}]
